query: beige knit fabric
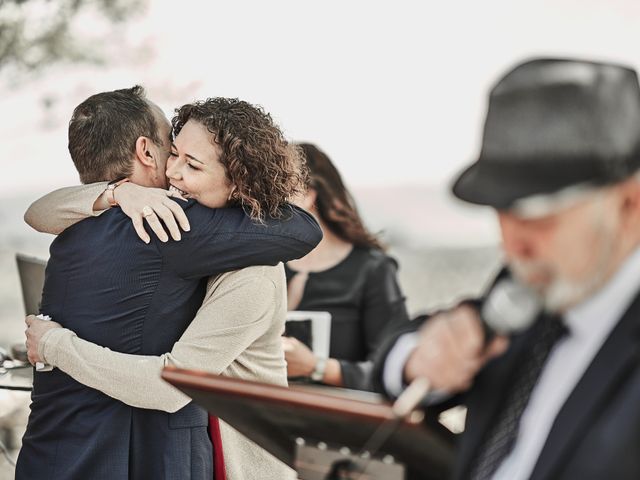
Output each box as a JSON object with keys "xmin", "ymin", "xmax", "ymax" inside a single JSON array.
[
  {"xmin": 28, "ymin": 185, "xmax": 296, "ymax": 480},
  {"xmin": 24, "ymin": 182, "xmax": 109, "ymax": 234}
]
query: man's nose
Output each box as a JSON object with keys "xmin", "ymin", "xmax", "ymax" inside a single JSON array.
[{"xmin": 498, "ymin": 213, "xmax": 535, "ymax": 260}]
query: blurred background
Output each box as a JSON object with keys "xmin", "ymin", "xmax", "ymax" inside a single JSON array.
[{"xmin": 1, "ymin": 0, "xmax": 640, "ymax": 475}]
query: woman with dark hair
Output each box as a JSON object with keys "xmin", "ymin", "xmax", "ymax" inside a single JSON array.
[
  {"xmin": 283, "ymin": 143, "xmax": 410, "ymax": 391},
  {"xmin": 23, "ymin": 98, "xmax": 311, "ymax": 479}
]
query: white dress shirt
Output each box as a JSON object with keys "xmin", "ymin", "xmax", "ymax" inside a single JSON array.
[{"xmin": 384, "ymin": 246, "xmax": 640, "ymax": 479}]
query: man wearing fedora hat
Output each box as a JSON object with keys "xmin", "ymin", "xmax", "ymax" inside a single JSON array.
[{"xmin": 374, "ymin": 57, "xmax": 640, "ymax": 480}]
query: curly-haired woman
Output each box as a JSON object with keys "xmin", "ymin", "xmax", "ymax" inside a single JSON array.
[
  {"xmin": 283, "ymin": 143, "xmax": 411, "ymax": 391},
  {"xmin": 23, "ymin": 97, "xmax": 312, "ymax": 479}
]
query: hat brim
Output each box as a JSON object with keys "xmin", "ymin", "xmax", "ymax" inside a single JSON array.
[{"xmin": 451, "ymin": 157, "xmax": 614, "ymax": 210}]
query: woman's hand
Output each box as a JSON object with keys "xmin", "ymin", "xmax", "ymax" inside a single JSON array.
[
  {"xmin": 282, "ymin": 336, "xmax": 317, "ymax": 377},
  {"xmin": 115, "ymin": 183, "xmax": 190, "ymax": 244},
  {"xmin": 25, "ymin": 314, "xmax": 62, "ymax": 365}
]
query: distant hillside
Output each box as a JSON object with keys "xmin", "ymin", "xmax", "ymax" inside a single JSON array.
[
  {"xmin": 1, "ymin": 184, "xmax": 500, "ymax": 249},
  {"xmin": 353, "ymin": 184, "xmax": 499, "ymax": 248}
]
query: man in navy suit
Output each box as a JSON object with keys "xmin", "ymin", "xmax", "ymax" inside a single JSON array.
[
  {"xmin": 15, "ymin": 86, "xmax": 321, "ymax": 479},
  {"xmin": 376, "ymin": 58, "xmax": 640, "ymax": 479}
]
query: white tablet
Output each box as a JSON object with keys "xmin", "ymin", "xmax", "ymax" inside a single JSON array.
[{"xmin": 284, "ymin": 310, "xmax": 332, "ymax": 358}]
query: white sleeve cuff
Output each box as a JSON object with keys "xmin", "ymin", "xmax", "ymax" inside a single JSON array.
[{"xmin": 382, "ymin": 332, "xmax": 419, "ymax": 397}]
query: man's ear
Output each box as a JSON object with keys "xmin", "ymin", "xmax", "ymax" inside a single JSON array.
[
  {"xmin": 617, "ymin": 177, "xmax": 640, "ymax": 226},
  {"xmin": 134, "ymin": 136, "xmax": 156, "ymax": 168}
]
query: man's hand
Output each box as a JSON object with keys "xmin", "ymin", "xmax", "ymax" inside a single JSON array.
[
  {"xmin": 115, "ymin": 183, "xmax": 190, "ymax": 244},
  {"xmin": 25, "ymin": 314, "xmax": 62, "ymax": 365},
  {"xmin": 282, "ymin": 336, "xmax": 317, "ymax": 377},
  {"xmin": 404, "ymin": 304, "xmax": 509, "ymax": 394}
]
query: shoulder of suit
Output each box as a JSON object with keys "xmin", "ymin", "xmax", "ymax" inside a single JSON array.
[{"xmin": 180, "ymin": 200, "xmax": 246, "ymax": 218}]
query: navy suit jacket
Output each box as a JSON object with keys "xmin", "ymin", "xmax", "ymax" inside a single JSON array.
[
  {"xmin": 16, "ymin": 200, "xmax": 321, "ymax": 480},
  {"xmin": 374, "ymin": 285, "xmax": 640, "ymax": 480}
]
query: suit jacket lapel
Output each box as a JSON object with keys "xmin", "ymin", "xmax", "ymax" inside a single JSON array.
[{"xmin": 529, "ymin": 294, "xmax": 640, "ymax": 480}]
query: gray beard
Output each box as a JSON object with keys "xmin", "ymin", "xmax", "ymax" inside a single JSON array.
[{"xmin": 509, "ymin": 192, "xmax": 619, "ymax": 313}]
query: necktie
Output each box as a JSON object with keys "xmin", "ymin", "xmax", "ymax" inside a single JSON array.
[{"xmin": 469, "ymin": 314, "xmax": 568, "ymax": 480}]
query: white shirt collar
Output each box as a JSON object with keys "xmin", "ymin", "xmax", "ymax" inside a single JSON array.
[{"xmin": 564, "ymin": 246, "xmax": 640, "ymax": 339}]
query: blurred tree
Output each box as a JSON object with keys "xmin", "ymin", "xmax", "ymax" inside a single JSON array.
[{"xmin": 0, "ymin": 0, "xmax": 144, "ymax": 79}]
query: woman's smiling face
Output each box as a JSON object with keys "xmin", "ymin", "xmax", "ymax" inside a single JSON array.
[{"xmin": 166, "ymin": 119, "xmax": 234, "ymax": 209}]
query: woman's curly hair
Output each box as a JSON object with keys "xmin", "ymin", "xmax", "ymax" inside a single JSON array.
[{"xmin": 172, "ymin": 98, "xmax": 308, "ymax": 221}]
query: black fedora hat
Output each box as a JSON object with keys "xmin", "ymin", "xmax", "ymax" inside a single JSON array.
[{"xmin": 452, "ymin": 58, "xmax": 640, "ymax": 209}]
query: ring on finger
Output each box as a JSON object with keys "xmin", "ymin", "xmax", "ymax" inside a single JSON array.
[{"xmin": 142, "ymin": 206, "xmax": 154, "ymax": 217}]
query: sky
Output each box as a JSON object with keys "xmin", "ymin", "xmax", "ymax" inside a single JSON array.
[{"xmin": 2, "ymin": 0, "xmax": 640, "ymax": 245}]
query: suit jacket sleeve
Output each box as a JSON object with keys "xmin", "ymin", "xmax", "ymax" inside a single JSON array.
[
  {"xmin": 370, "ymin": 313, "xmax": 426, "ymax": 396},
  {"xmin": 156, "ymin": 202, "xmax": 322, "ymax": 279},
  {"xmin": 38, "ymin": 268, "xmax": 280, "ymax": 413},
  {"xmin": 339, "ymin": 255, "xmax": 411, "ymax": 390},
  {"xmin": 24, "ymin": 183, "xmax": 110, "ymax": 234}
]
